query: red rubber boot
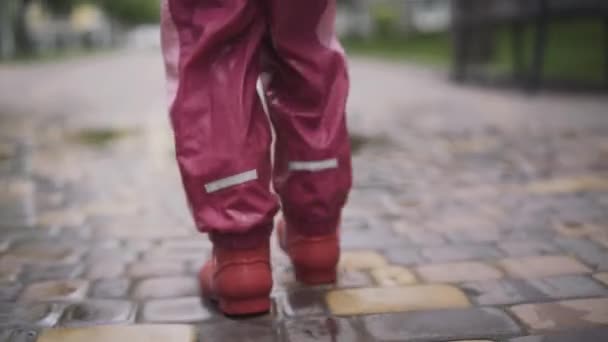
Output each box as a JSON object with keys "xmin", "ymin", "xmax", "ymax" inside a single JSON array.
[
  {"xmin": 277, "ymin": 219, "xmax": 340, "ymax": 285},
  {"xmin": 199, "ymin": 243, "xmax": 273, "ymax": 316}
]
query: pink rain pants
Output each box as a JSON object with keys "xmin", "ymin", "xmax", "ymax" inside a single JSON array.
[{"xmin": 161, "ymin": 0, "xmax": 351, "ymax": 248}]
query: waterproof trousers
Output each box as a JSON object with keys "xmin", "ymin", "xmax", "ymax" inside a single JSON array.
[{"xmin": 161, "ymin": 0, "xmax": 351, "ymax": 248}]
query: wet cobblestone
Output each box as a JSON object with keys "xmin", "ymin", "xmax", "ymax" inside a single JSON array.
[
  {"xmin": 1, "ymin": 52, "xmax": 608, "ymax": 340},
  {"xmin": 89, "ymin": 278, "xmax": 130, "ymax": 299},
  {"xmin": 362, "ymin": 308, "xmax": 521, "ymax": 341},
  {"xmin": 58, "ymin": 300, "xmax": 136, "ymax": 327}
]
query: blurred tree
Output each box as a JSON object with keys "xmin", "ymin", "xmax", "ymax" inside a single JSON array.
[
  {"xmin": 47, "ymin": 0, "xmax": 81, "ymax": 15},
  {"xmin": 372, "ymin": 3, "xmax": 399, "ymax": 38},
  {"xmin": 14, "ymin": 0, "xmax": 34, "ymax": 56},
  {"xmin": 47, "ymin": 0, "xmax": 161, "ymax": 25},
  {"xmin": 97, "ymin": 0, "xmax": 160, "ymax": 25}
]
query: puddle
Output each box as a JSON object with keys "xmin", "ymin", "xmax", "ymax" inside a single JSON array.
[{"xmin": 68, "ymin": 127, "xmax": 136, "ymax": 147}]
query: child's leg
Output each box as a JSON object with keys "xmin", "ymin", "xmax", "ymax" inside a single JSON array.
[
  {"xmin": 161, "ymin": 0, "xmax": 276, "ymax": 315},
  {"xmin": 161, "ymin": 0, "xmax": 278, "ymax": 248},
  {"xmin": 262, "ymin": 0, "xmax": 351, "ymax": 236}
]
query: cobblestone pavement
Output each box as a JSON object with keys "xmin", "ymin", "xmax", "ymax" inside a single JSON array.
[{"xmin": 1, "ymin": 49, "xmax": 608, "ymax": 341}]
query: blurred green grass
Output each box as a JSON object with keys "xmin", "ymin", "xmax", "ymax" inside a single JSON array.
[{"xmin": 343, "ymin": 19, "xmax": 605, "ymax": 83}]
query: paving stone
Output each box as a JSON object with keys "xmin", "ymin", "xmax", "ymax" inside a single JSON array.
[
  {"xmin": 159, "ymin": 238, "xmax": 211, "ymax": 250},
  {"xmin": 0, "ymin": 240, "xmax": 11, "ymax": 253},
  {"xmin": 511, "ymin": 298, "xmax": 608, "ymax": 332},
  {"xmin": 555, "ymin": 238, "xmax": 608, "ymax": 271},
  {"xmin": 284, "ymin": 317, "xmax": 363, "ymax": 342},
  {"xmin": 143, "ymin": 249, "xmax": 207, "ymax": 263},
  {"xmin": 461, "ymin": 279, "xmax": 548, "ymax": 306},
  {"xmin": 524, "ymin": 175, "xmax": 608, "ymax": 194},
  {"xmin": 337, "ymin": 269, "xmax": 373, "ymax": 288},
  {"xmin": 86, "ymin": 249, "xmax": 138, "ymax": 263},
  {"xmin": 396, "ymin": 228, "xmax": 446, "ymax": 247},
  {"xmin": 59, "ymin": 300, "xmax": 136, "ymax": 327},
  {"xmin": 421, "ymin": 245, "xmax": 503, "ymax": 262},
  {"xmin": 127, "ymin": 260, "xmax": 186, "ymax": 278},
  {"xmin": 0, "ymin": 263, "xmax": 21, "ymax": 283},
  {"xmin": 89, "ymin": 278, "xmax": 130, "ymax": 299},
  {"xmin": 140, "ymin": 297, "xmax": 213, "ymax": 323},
  {"xmin": 498, "ymin": 256, "xmax": 592, "ymax": 278},
  {"xmin": 0, "ymin": 329, "xmax": 11, "ymax": 341},
  {"xmin": 444, "ymin": 230, "xmax": 503, "ymax": 244},
  {"xmin": 187, "ymin": 259, "xmax": 206, "ymax": 275},
  {"xmin": 339, "ymin": 251, "xmax": 388, "ymax": 271},
  {"xmin": 83, "ymin": 201, "xmax": 140, "ymax": 217},
  {"xmin": 0, "ymin": 302, "xmax": 63, "ymax": 327},
  {"xmin": 593, "ymin": 236, "xmax": 608, "ymax": 249},
  {"xmin": 2, "ymin": 244, "xmax": 81, "ymax": 265},
  {"xmin": 123, "ymin": 239, "xmax": 157, "ymax": 253},
  {"xmin": 0, "ymin": 282, "xmax": 22, "ymax": 301},
  {"xmin": 86, "ymin": 261, "xmax": 125, "ymax": 279},
  {"xmin": 384, "ymin": 248, "xmax": 427, "ymax": 265},
  {"xmin": 326, "ymin": 284, "xmax": 470, "ymax": 316},
  {"xmin": 36, "ymin": 324, "xmax": 197, "ymax": 342},
  {"xmin": 19, "ymin": 280, "xmax": 89, "ymax": 302},
  {"xmin": 594, "ymin": 273, "xmax": 608, "ymax": 286},
  {"xmin": 198, "ymin": 320, "xmax": 278, "ymax": 342},
  {"xmin": 362, "ymin": 307, "xmax": 521, "ymax": 341},
  {"xmin": 341, "ymin": 225, "xmax": 402, "ymax": 249},
  {"xmin": 506, "ymin": 229, "xmax": 557, "ymax": 243},
  {"xmin": 21, "ymin": 264, "xmax": 83, "ymax": 283},
  {"xmin": 132, "ymin": 276, "xmax": 198, "ymax": 300},
  {"xmin": 527, "ymin": 275, "xmax": 608, "ymax": 299},
  {"xmin": 370, "ymin": 266, "xmax": 417, "ymax": 286},
  {"xmin": 0, "ymin": 328, "xmax": 39, "ymax": 342},
  {"xmin": 36, "ymin": 209, "xmax": 85, "ymax": 228},
  {"xmin": 554, "ymin": 221, "xmax": 604, "ymax": 238},
  {"xmin": 509, "ymin": 328, "xmax": 608, "ymax": 342},
  {"xmin": 498, "ymin": 241, "xmax": 561, "ymax": 257},
  {"xmin": 417, "ymin": 262, "xmax": 503, "ymax": 283},
  {"xmin": 145, "ymin": 239, "xmax": 210, "ymax": 262},
  {"xmin": 0, "ymin": 229, "xmax": 54, "ymax": 245},
  {"xmin": 277, "ymin": 288, "xmax": 328, "ymax": 317},
  {"xmin": 463, "ymin": 274, "xmax": 607, "ymax": 306}
]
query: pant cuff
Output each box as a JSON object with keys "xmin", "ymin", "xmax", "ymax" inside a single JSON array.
[
  {"xmin": 210, "ymin": 224, "xmax": 273, "ymax": 250},
  {"xmin": 284, "ymin": 215, "xmax": 340, "ymax": 237}
]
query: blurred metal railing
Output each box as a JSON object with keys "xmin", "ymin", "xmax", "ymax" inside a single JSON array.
[{"xmin": 450, "ymin": 0, "xmax": 608, "ymax": 91}]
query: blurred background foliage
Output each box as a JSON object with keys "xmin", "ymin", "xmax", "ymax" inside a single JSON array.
[
  {"xmin": 45, "ymin": 0, "xmax": 160, "ymax": 23},
  {"xmin": 0, "ymin": 0, "xmax": 159, "ymax": 59},
  {"xmin": 96, "ymin": 0, "xmax": 160, "ymax": 25},
  {"xmin": 337, "ymin": 0, "xmax": 605, "ymax": 85},
  {"xmin": 1, "ymin": 0, "xmax": 604, "ymax": 87}
]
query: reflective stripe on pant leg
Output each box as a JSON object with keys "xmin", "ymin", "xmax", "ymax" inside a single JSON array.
[
  {"xmin": 204, "ymin": 169, "xmax": 258, "ymax": 193},
  {"xmin": 288, "ymin": 159, "xmax": 338, "ymax": 172}
]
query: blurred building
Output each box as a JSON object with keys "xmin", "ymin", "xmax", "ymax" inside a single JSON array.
[
  {"xmin": 27, "ymin": 2, "xmax": 113, "ymax": 52},
  {"xmin": 338, "ymin": 0, "xmax": 451, "ymax": 37},
  {"xmin": 0, "ymin": 0, "xmax": 113, "ymax": 60}
]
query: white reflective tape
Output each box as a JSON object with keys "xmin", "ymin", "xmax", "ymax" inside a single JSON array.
[
  {"xmin": 204, "ymin": 169, "xmax": 258, "ymax": 193},
  {"xmin": 288, "ymin": 158, "xmax": 338, "ymax": 172}
]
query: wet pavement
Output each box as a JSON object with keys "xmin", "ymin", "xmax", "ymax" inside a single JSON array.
[{"xmin": 1, "ymin": 49, "xmax": 608, "ymax": 341}]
